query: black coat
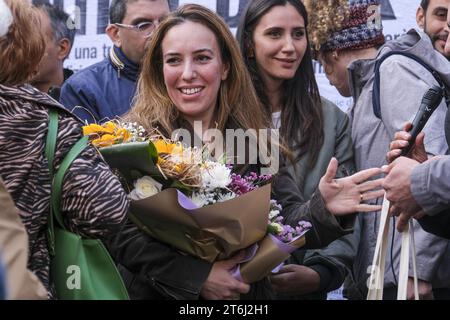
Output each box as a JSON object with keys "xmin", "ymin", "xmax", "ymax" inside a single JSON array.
[
  {"xmin": 418, "ymin": 212, "xmax": 450, "ymax": 240},
  {"xmin": 107, "ymin": 154, "xmax": 272, "ymax": 300},
  {"xmin": 107, "ymin": 218, "xmax": 212, "ymax": 300}
]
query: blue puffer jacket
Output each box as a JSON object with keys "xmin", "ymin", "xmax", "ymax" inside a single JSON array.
[{"xmin": 60, "ymin": 46, "xmax": 139, "ymax": 124}]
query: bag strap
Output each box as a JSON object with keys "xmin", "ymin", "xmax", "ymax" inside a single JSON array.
[
  {"xmin": 372, "ymin": 51, "xmax": 449, "ymax": 120},
  {"xmin": 410, "ymin": 220, "xmax": 419, "ymax": 299},
  {"xmin": 367, "ymin": 195, "xmax": 419, "ymax": 300},
  {"xmin": 51, "ymin": 135, "xmax": 89, "ymax": 229},
  {"xmin": 367, "ymin": 194, "xmax": 391, "ymax": 300},
  {"xmin": 45, "ymin": 110, "xmax": 59, "ymax": 256},
  {"xmin": 397, "ymin": 219, "xmax": 419, "ymax": 300},
  {"xmin": 45, "ymin": 110, "xmax": 59, "ymax": 178},
  {"xmin": 45, "ymin": 109, "xmax": 89, "ymax": 254}
]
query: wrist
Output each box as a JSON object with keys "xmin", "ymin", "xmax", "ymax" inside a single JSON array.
[{"xmin": 305, "ymin": 265, "xmax": 329, "ymax": 293}]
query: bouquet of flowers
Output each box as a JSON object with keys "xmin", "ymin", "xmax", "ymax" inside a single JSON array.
[{"xmin": 83, "ymin": 121, "xmax": 310, "ymax": 282}]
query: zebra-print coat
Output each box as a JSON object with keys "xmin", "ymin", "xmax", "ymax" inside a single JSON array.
[{"xmin": 0, "ymin": 84, "xmax": 129, "ymax": 298}]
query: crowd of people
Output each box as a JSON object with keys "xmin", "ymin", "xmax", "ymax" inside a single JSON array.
[{"xmin": 0, "ymin": 0, "xmax": 449, "ymax": 300}]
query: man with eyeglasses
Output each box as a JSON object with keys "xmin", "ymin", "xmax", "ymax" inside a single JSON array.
[{"xmin": 60, "ymin": 0, "xmax": 170, "ymax": 123}]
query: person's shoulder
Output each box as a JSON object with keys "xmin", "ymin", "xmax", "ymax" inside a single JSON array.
[
  {"xmin": 1, "ymin": 84, "xmax": 59, "ymax": 110},
  {"xmin": 64, "ymin": 58, "xmax": 111, "ymax": 88},
  {"xmin": 319, "ymin": 97, "xmax": 350, "ymax": 135},
  {"xmin": 377, "ymin": 32, "xmax": 437, "ymax": 76},
  {"xmin": 320, "ymin": 97, "xmax": 347, "ymax": 118},
  {"xmin": 0, "ymin": 85, "xmax": 81, "ymax": 125}
]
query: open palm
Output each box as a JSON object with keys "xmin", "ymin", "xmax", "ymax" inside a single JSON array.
[{"xmin": 318, "ymin": 158, "xmax": 384, "ymax": 216}]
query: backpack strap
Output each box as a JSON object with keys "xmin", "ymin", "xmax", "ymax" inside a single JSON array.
[
  {"xmin": 372, "ymin": 51, "xmax": 449, "ymax": 119},
  {"xmin": 45, "ymin": 109, "xmax": 89, "ymax": 255}
]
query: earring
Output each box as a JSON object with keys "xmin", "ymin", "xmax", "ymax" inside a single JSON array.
[{"xmin": 332, "ymin": 51, "xmax": 338, "ymax": 59}]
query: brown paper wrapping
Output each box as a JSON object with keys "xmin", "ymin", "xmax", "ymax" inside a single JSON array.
[
  {"xmin": 129, "ymin": 184, "xmax": 271, "ymax": 262},
  {"xmin": 238, "ymin": 234, "xmax": 306, "ymax": 283}
]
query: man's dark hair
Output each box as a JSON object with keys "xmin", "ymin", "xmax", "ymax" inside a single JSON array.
[
  {"xmin": 109, "ymin": 0, "xmax": 169, "ymax": 24},
  {"xmin": 110, "ymin": 0, "xmax": 140, "ymax": 24},
  {"xmin": 421, "ymin": 0, "xmax": 430, "ymax": 12},
  {"xmin": 37, "ymin": 3, "xmax": 76, "ymax": 52}
]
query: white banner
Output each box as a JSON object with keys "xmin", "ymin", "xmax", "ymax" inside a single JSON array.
[{"xmin": 33, "ymin": 0, "xmax": 421, "ymax": 110}]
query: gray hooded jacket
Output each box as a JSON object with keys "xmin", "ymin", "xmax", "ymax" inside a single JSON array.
[{"xmin": 347, "ymin": 29, "xmax": 450, "ymax": 297}]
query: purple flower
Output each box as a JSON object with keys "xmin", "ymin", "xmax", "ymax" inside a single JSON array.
[
  {"xmin": 227, "ymin": 169, "xmax": 309, "ymax": 244},
  {"xmin": 268, "ymin": 217, "xmax": 312, "ymax": 243}
]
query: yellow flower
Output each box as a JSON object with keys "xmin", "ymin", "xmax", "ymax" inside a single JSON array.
[
  {"xmin": 82, "ymin": 122, "xmax": 117, "ymax": 136},
  {"xmin": 83, "ymin": 124, "xmax": 106, "ymax": 136},
  {"xmin": 92, "ymin": 134, "xmax": 117, "ymax": 147},
  {"xmin": 83, "ymin": 121, "xmax": 132, "ymax": 148},
  {"xmin": 116, "ymin": 128, "xmax": 130, "ymax": 143},
  {"xmin": 103, "ymin": 121, "xmax": 117, "ymax": 134},
  {"xmin": 154, "ymin": 140, "xmax": 184, "ymax": 165},
  {"xmin": 154, "ymin": 139, "xmax": 175, "ymax": 154}
]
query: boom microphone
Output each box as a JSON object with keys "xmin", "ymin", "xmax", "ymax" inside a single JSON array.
[{"xmin": 401, "ymin": 85, "xmax": 444, "ymax": 156}]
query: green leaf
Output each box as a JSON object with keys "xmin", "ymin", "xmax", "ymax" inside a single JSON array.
[
  {"xmin": 99, "ymin": 141, "xmax": 161, "ymax": 185},
  {"xmin": 169, "ymin": 180, "xmax": 193, "ymax": 196}
]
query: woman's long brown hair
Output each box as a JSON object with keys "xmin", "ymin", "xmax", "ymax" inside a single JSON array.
[{"xmin": 128, "ymin": 4, "xmax": 271, "ymax": 136}]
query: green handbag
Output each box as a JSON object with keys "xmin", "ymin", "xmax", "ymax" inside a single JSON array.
[{"xmin": 45, "ymin": 109, "xmax": 129, "ymax": 300}]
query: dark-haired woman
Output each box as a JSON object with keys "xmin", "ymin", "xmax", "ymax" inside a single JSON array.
[{"xmin": 237, "ymin": 0, "xmax": 382, "ymax": 299}]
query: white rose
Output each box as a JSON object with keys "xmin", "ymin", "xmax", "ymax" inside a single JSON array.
[
  {"xmin": 129, "ymin": 176, "xmax": 162, "ymax": 200},
  {"xmin": 201, "ymin": 162, "xmax": 231, "ymax": 190},
  {"xmin": 0, "ymin": 0, "xmax": 13, "ymax": 38}
]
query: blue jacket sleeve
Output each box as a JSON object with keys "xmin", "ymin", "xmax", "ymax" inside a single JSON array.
[{"xmin": 60, "ymin": 80, "xmax": 99, "ymax": 124}]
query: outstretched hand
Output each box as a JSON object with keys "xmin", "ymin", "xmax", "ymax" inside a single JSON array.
[{"xmin": 318, "ymin": 158, "xmax": 384, "ymax": 216}]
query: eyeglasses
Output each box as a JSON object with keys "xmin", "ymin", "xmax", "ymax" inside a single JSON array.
[{"xmin": 115, "ymin": 21, "xmax": 159, "ymax": 38}]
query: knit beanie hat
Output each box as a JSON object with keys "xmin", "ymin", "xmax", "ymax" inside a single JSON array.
[{"xmin": 305, "ymin": 0, "xmax": 385, "ymax": 53}]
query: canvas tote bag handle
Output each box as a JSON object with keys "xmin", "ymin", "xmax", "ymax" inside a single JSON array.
[
  {"xmin": 367, "ymin": 195, "xmax": 419, "ymax": 300},
  {"xmin": 397, "ymin": 219, "xmax": 419, "ymax": 300},
  {"xmin": 367, "ymin": 195, "xmax": 391, "ymax": 300}
]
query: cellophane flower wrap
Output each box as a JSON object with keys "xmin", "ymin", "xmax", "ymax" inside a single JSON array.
[{"xmin": 83, "ymin": 121, "xmax": 310, "ymax": 282}]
